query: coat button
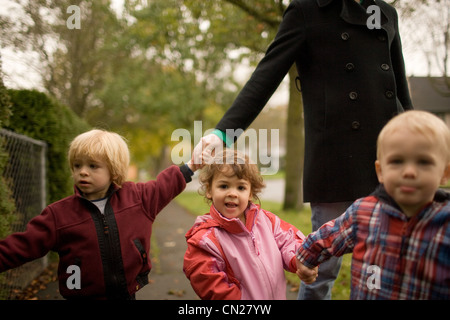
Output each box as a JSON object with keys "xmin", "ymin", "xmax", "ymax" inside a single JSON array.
[
  {"xmin": 385, "ymin": 90, "xmax": 394, "ymax": 99},
  {"xmin": 351, "ymin": 121, "xmax": 361, "ymax": 130},
  {"xmin": 345, "ymin": 63, "xmax": 355, "ymax": 71},
  {"xmin": 381, "ymin": 64, "xmax": 390, "ymax": 71},
  {"xmin": 378, "ymin": 35, "xmax": 387, "ymax": 42},
  {"xmin": 349, "ymin": 92, "xmax": 358, "ymax": 100},
  {"xmin": 341, "ymin": 32, "xmax": 350, "ymax": 40}
]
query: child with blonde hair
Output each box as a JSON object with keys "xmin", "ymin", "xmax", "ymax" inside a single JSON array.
[
  {"xmin": 296, "ymin": 111, "xmax": 450, "ymax": 299},
  {"xmin": 184, "ymin": 149, "xmax": 308, "ymax": 299},
  {"xmin": 0, "ymin": 129, "xmax": 197, "ymax": 299}
]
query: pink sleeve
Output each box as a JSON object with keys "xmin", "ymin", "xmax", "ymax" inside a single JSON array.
[{"xmin": 263, "ymin": 210, "xmax": 305, "ymax": 273}]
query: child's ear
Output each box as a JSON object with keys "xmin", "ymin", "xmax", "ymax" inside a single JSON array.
[
  {"xmin": 440, "ymin": 162, "xmax": 450, "ymax": 185},
  {"xmin": 375, "ymin": 160, "xmax": 384, "ymax": 184}
]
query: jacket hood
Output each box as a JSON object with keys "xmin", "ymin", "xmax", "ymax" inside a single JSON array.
[{"xmin": 372, "ymin": 184, "xmax": 450, "ymax": 218}]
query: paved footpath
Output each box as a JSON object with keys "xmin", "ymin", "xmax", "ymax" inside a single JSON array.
[{"xmin": 136, "ymin": 201, "xmax": 200, "ymax": 300}]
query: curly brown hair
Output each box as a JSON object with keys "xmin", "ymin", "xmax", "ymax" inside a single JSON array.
[{"xmin": 198, "ymin": 149, "xmax": 266, "ymax": 204}]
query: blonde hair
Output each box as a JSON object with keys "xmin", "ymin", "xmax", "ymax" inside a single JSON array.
[
  {"xmin": 377, "ymin": 110, "xmax": 450, "ymax": 162},
  {"xmin": 199, "ymin": 149, "xmax": 266, "ymax": 204},
  {"xmin": 68, "ymin": 129, "xmax": 130, "ymax": 186}
]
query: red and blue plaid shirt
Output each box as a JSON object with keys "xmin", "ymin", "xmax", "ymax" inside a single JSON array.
[{"xmin": 297, "ymin": 185, "xmax": 450, "ymax": 299}]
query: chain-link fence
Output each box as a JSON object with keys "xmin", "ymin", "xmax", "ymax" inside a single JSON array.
[{"xmin": 0, "ymin": 129, "xmax": 47, "ymax": 299}]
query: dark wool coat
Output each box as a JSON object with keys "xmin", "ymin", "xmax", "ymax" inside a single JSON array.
[{"xmin": 216, "ymin": 0, "xmax": 413, "ymax": 203}]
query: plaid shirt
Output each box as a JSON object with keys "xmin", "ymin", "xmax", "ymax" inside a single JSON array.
[{"xmin": 297, "ymin": 185, "xmax": 450, "ymax": 299}]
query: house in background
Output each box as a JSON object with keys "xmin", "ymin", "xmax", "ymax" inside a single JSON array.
[{"xmin": 408, "ymin": 76, "xmax": 450, "ymax": 127}]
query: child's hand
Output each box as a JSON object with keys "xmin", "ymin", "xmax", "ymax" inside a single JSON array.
[
  {"xmin": 186, "ymin": 160, "xmax": 198, "ymax": 172},
  {"xmin": 295, "ymin": 259, "xmax": 318, "ymax": 284},
  {"xmin": 188, "ymin": 146, "xmax": 216, "ymax": 172},
  {"xmin": 192, "ymin": 133, "xmax": 223, "ymax": 165}
]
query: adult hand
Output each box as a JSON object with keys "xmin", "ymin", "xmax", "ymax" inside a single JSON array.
[{"xmin": 191, "ymin": 133, "xmax": 224, "ymax": 166}]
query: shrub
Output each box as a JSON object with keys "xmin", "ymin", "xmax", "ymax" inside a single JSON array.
[{"xmin": 4, "ymin": 89, "xmax": 91, "ymax": 203}]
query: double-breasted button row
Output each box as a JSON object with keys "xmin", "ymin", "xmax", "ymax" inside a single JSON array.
[
  {"xmin": 349, "ymin": 90, "xmax": 395, "ymax": 100},
  {"xmin": 342, "ymin": 32, "xmax": 387, "ymax": 43},
  {"xmin": 345, "ymin": 62, "xmax": 390, "ymax": 72}
]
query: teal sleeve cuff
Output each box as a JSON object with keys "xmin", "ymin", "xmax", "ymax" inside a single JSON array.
[{"xmin": 212, "ymin": 129, "xmax": 233, "ymax": 147}]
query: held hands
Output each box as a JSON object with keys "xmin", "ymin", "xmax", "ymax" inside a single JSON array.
[
  {"xmin": 191, "ymin": 133, "xmax": 224, "ymax": 168},
  {"xmin": 295, "ymin": 259, "xmax": 319, "ymax": 284}
]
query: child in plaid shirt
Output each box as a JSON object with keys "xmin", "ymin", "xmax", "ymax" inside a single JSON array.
[{"xmin": 296, "ymin": 110, "xmax": 450, "ymax": 299}]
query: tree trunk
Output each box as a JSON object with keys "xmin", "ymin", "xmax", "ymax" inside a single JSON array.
[{"xmin": 283, "ymin": 64, "xmax": 305, "ymax": 211}]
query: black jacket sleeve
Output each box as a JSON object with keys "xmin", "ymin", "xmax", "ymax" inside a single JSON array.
[{"xmin": 215, "ymin": 1, "xmax": 306, "ymax": 136}]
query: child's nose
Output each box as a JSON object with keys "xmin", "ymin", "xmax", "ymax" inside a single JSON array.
[
  {"xmin": 403, "ymin": 164, "xmax": 417, "ymax": 178},
  {"xmin": 79, "ymin": 166, "xmax": 89, "ymax": 176}
]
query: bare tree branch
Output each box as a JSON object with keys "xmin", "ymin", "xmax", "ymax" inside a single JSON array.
[{"xmin": 223, "ymin": 0, "xmax": 281, "ymax": 28}]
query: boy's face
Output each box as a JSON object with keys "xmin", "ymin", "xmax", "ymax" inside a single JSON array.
[
  {"xmin": 375, "ymin": 128, "xmax": 450, "ymax": 217},
  {"xmin": 72, "ymin": 155, "xmax": 112, "ymax": 200},
  {"xmin": 206, "ymin": 168, "xmax": 252, "ymax": 223}
]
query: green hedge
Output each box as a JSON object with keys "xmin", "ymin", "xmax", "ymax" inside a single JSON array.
[
  {"xmin": 4, "ymin": 89, "xmax": 91, "ymax": 204},
  {"xmin": 0, "ymin": 75, "xmax": 15, "ymax": 240}
]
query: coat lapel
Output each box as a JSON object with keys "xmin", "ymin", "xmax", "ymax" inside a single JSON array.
[
  {"xmin": 340, "ymin": 0, "xmax": 373, "ymax": 26},
  {"xmin": 317, "ymin": 0, "xmax": 389, "ymax": 28},
  {"xmin": 317, "ymin": 0, "xmax": 394, "ymax": 44},
  {"xmin": 374, "ymin": 0, "xmax": 395, "ymax": 44}
]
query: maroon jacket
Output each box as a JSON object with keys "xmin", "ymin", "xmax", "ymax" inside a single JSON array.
[{"xmin": 0, "ymin": 165, "xmax": 192, "ymax": 299}]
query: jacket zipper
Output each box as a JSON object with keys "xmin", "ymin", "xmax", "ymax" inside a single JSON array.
[
  {"xmin": 80, "ymin": 186, "xmax": 130, "ymax": 299},
  {"xmin": 91, "ymin": 199, "xmax": 125, "ymax": 298},
  {"xmin": 102, "ymin": 215, "xmax": 109, "ymax": 235},
  {"xmin": 246, "ymin": 212, "xmax": 277, "ymax": 297},
  {"xmin": 100, "ymin": 204, "xmax": 122, "ymax": 297},
  {"xmin": 250, "ymin": 232, "xmax": 260, "ymax": 256}
]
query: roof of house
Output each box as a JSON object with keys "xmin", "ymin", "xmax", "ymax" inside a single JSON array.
[{"xmin": 408, "ymin": 77, "xmax": 450, "ymax": 113}]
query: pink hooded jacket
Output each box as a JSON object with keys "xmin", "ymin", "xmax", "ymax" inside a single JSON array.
[{"xmin": 183, "ymin": 203, "xmax": 304, "ymax": 300}]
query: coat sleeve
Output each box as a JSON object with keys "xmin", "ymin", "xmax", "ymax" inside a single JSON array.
[
  {"xmin": 264, "ymin": 210, "xmax": 305, "ymax": 273},
  {"xmin": 215, "ymin": 1, "xmax": 305, "ymax": 134},
  {"xmin": 296, "ymin": 205, "xmax": 356, "ymax": 268},
  {"xmin": 0, "ymin": 206, "xmax": 56, "ymax": 272},
  {"xmin": 183, "ymin": 228, "xmax": 241, "ymax": 300},
  {"xmin": 139, "ymin": 165, "xmax": 187, "ymax": 221},
  {"xmin": 390, "ymin": 8, "xmax": 413, "ymax": 110}
]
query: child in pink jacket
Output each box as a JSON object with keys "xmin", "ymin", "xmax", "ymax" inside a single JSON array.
[{"xmin": 183, "ymin": 149, "xmax": 307, "ymax": 299}]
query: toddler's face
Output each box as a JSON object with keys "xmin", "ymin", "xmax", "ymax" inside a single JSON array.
[
  {"xmin": 375, "ymin": 128, "xmax": 450, "ymax": 217},
  {"xmin": 72, "ymin": 155, "xmax": 112, "ymax": 200},
  {"xmin": 206, "ymin": 168, "xmax": 252, "ymax": 223}
]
